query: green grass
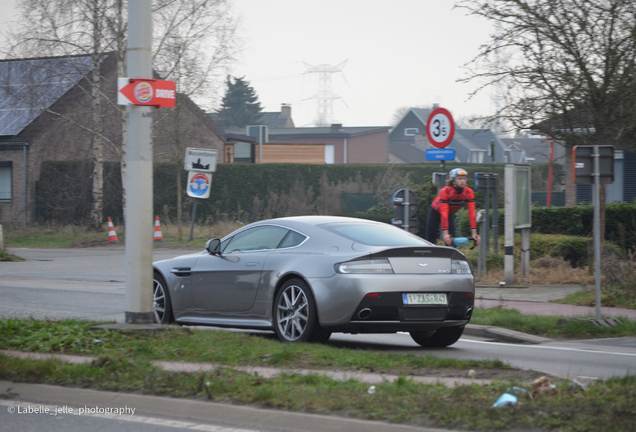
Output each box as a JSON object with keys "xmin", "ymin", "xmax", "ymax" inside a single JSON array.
[
  {"xmin": 471, "ymin": 308, "xmax": 636, "ymax": 338},
  {"xmin": 3, "ymin": 224, "xmax": 109, "ymax": 248},
  {"xmin": 2, "ymin": 222, "xmax": 234, "ymax": 249},
  {"xmin": 556, "ymin": 288, "xmax": 636, "ymax": 310},
  {"xmin": 0, "ymin": 249, "xmax": 24, "ymax": 261},
  {"xmin": 1, "ymin": 353, "xmax": 635, "ymax": 431},
  {"xmin": 2, "ymin": 319, "xmax": 636, "ymax": 431},
  {"xmin": 0, "ymin": 319, "xmax": 505, "ymax": 371}
]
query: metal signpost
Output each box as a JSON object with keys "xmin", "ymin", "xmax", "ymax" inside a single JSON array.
[
  {"xmin": 474, "ymin": 173, "xmax": 499, "ymax": 277},
  {"xmin": 391, "ymin": 189, "xmax": 419, "ymax": 234},
  {"xmin": 247, "ymin": 125, "xmax": 268, "ymax": 163},
  {"xmin": 573, "ymin": 145, "xmax": 615, "ymax": 320},
  {"xmin": 184, "ymin": 148, "xmax": 217, "ymax": 240}
]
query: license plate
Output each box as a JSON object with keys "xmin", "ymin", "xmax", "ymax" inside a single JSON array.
[{"xmin": 402, "ymin": 293, "xmax": 448, "ymax": 305}]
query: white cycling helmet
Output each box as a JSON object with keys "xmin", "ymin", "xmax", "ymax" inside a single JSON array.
[{"xmin": 449, "ymin": 168, "xmax": 468, "ymax": 179}]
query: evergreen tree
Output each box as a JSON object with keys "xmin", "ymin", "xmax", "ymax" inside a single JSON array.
[{"xmin": 217, "ymin": 76, "xmax": 262, "ymax": 128}]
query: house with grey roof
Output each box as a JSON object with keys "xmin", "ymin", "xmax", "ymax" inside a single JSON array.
[
  {"xmin": 258, "ymin": 104, "xmax": 295, "ymax": 128},
  {"xmin": 389, "ymin": 108, "xmax": 511, "ymax": 164},
  {"xmin": 0, "ymin": 53, "xmax": 225, "ymax": 225},
  {"xmin": 222, "ymin": 122, "xmax": 390, "ymax": 164},
  {"xmin": 500, "ymin": 137, "xmax": 566, "ymax": 164}
]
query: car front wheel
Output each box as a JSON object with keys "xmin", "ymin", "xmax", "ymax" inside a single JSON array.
[
  {"xmin": 410, "ymin": 326, "xmax": 464, "ymax": 347},
  {"xmin": 153, "ymin": 272, "xmax": 174, "ymax": 324},
  {"xmin": 273, "ymin": 279, "xmax": 330, "ymax": 343}
]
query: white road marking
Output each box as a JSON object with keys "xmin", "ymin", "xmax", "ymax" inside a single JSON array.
[{"xmin": 462, "ymin": 338, "xmax": 636, "ymax": 357}]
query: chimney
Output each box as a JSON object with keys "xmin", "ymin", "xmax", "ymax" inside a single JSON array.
[
  {"xmin": 330, "ymin": 123, "xmax": 343, "ymax": 131},
  {"xmin": 281, "ymin": 103, "xmax": 291, "ymax": 118}
]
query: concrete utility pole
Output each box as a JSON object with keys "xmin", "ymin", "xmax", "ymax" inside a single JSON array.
[
  {"xmin": 504, "ymin": 164, "xmax": 515, "ymax": 285},
  {"xmin": 124, "ymin": 0, "xmax": 154, "ymax": 324}
]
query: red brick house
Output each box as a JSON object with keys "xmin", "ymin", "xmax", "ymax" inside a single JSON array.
[{"xmin": 0, "ymin": 54, "xmax": 225, "ymax": 224}]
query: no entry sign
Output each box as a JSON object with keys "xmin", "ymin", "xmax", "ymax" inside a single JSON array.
[{"xmin": 117, "ymin": 77, "xmax": 176, "ymax": 108}]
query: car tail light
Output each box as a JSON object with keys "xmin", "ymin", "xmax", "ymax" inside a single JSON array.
[
  {"xmin": 451, "ymin": 259, "xmax": 472, "ymax": 274},
  {"xmin": 335, "ymin": 259, "xmax": 394, "ymax": 274}
]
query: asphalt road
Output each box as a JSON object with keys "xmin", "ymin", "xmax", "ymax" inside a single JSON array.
[{"xmin": 2, "ymin": 247, "xmax": 636, "ymax": 381}]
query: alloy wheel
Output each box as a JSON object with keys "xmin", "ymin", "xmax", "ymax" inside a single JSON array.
[
  {"xmin": 153, "ymin": 278, "xmax": 166, "ymax": 323},
  {"xmin": 276, "ymin": 284, "xmax": 309, "ymax": 341}
]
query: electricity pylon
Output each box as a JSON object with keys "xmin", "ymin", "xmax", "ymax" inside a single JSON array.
[{"xmin": 304, "ymin": 60, "xmax": 347, "ymax": 126}]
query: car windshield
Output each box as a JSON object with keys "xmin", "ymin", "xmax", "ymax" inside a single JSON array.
[{"xmin": 319, "ymin": 222, "xmax": 432, "ymax": 247}]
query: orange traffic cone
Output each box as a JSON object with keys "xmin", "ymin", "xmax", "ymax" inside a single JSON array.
[
  {"xmin": 153, "ymin": 215, "xmax": 163, "ymax": 242},
  {"xmin": 107, "ymin": 217, "xmax": 119, "ymax": 243}
]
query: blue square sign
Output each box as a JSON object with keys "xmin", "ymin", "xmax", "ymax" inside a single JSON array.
[{"xmin": 425, "ymin": 148, "xmax": 456, "ymax": 161}]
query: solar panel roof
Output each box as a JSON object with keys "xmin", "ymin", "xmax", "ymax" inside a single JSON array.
[{"xmin": 0, "ymin": 56, "xmax": 95, "ymax": 136}]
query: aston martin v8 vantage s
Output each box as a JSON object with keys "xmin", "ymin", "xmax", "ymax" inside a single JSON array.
[{"xmin": 152, "ymin": 216, "xmax": 474, "ymax": 347}]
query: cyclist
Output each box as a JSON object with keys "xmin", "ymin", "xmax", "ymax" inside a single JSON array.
[{"xmin": 425, "ymin": 168, "xmax": 481, "ymax": 246}]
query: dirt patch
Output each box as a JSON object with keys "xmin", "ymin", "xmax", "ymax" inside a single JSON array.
[{"xmin": 368, "ymin": 366, "xmax": 550, "ymax": 382}]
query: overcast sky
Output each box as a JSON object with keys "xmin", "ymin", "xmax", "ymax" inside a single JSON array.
[
  {"xmin": 230, "ymin": 0, "xmax": 495, "ymax": 127},
  {"xmin": 0, "ymin": 0, "xmax": 496, "ymax": 128}
]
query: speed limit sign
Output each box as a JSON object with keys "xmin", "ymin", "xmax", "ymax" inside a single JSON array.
[{"xmin": 426, "ymin": 107, "xmax": 455, "ymax": 148}]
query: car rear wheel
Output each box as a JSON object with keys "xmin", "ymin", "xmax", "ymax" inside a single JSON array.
[
  {"xmin": 274, "ymin": 279, "xmax": 330, "ymax": 343},
  {"xmin": 153, "ymin": 272, "xmax": 174, "ymax": 324},
  {"xmin": 410, "ymin": 326, "xmax": 464, "ymax": 347}
]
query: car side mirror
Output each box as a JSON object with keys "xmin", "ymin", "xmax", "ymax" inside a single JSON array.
[{"xmin": 205, "ymin": 238, "xmax": 221, "ymax": 255}]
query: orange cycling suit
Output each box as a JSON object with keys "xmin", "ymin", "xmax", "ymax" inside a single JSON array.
[{"xmin": 425, "ymin": 185, "xmax": 477, "ymax": 243}]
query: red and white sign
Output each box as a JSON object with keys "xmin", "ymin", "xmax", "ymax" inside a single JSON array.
[
  {"xmin": 426, "ymin": 107, "xmax": 455, "ymax": 148},
  {"xmin": 117, "ymin": 77, "xmax": 176, "ymax": 108}
]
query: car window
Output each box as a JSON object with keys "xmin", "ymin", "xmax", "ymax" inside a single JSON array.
[
  {"xmin": 224, "ymin": 226, "xmax": 289, "ymax": 252},
  {"xmin": 277, "ymin": 230, "xmax": 307, "ymax": 249},
  {"xmin": 319, "ymin": 222, "xmax": 431, "ymax": 247}
]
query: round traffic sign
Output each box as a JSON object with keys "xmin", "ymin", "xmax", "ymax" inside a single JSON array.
[
  {"xmin": 391, "ymin": 189, "xmax": 418, "ymax": 218},
  {"xmin": 188, "ymin": 172, "xmax": 211, "ymax": 198},
  {"xmin": 426, "ymin": 107, "xmax": 455, "ymax": 148}
]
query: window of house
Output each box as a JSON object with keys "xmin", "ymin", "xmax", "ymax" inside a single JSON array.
[
  {"xmin": 504, "ymin": 149, "xmax": 512, "ymax": 163},
  {"xmin": 324, "ymin": 145, "xmax": 334, "ymax": 164},
  {"xmin": 468, "ymin": 149, "xmax": 487, "ymax": 163},
  {"xmin": 233, "ymin": 142, "xmax": 253, "ymax": 163},
  {"xmin": 0, "ymin": 162, "xmax": 11, "ymax": 202},
  {"xmin": 404, "ymin": 128, "xmax": 419, "ymax": 136}
]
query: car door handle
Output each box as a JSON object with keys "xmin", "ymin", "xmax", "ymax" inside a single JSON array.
[{"xmin": 246, "ymin": 262, "xmax": 258, "ymax": 267}]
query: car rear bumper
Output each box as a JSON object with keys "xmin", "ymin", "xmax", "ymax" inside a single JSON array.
[{"xmin": 308, "ymin": 273, "xmax": 474, "ymax": 330}]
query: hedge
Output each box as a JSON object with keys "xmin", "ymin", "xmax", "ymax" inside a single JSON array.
[
  {"xmin": 456, "ymin": 203, "xmax": 636, "ymax": 256},
  {"xmin": 38, "ymin": 161, "xmax": 504, "ymax": 225},
  {"xmin": 35, "ymin": 161, "xmax": 634, "ymax": 255}
]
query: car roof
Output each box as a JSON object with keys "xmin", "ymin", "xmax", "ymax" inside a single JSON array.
[{"xmin": 259, "ymin": 215, "xmax": 384, "ymax": 227}]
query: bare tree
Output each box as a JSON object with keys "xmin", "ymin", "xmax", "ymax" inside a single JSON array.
[
  {"xmin": 457, "ymin": 0, "xmax": 636, "ymax": 238},
  {"xmin": 457, "ymin": 0, "xmax": 636, "ymax": 146},
  {"xmin": 152, "ymin": 0, "xmax": 238, "ymax": 238},
  {"xmin": 6, "ymin": 0, "xmax": 122, "ymax": 229},
  {"xmin": 5, "ymin": 0, "xmax": 238, "ymax": 231}
]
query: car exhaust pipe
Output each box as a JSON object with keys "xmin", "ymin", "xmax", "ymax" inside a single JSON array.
[
  {"xmin": 357, "ymin": 308, "xmax": 372, "ymax": 320},
  {"xmin": 465, "ymin": 308, "xmax": 473, "ymax": 320}
]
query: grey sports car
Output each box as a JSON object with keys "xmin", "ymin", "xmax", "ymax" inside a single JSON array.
[{"xmin": 152, "ymin": 216, "xmax": 474, "ymax": 347}]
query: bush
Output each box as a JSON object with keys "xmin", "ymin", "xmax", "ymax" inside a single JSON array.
[
  {"xmin": 531, "ymin": 206, "xmax": 593, "ymax": 236},
  {"xmin": 468, "ymin": 253, "xmax": 504, "ymax": 271},
  {"xmin": 549, "ymin": 238, "xmax": 590, "ymax": 268}
]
